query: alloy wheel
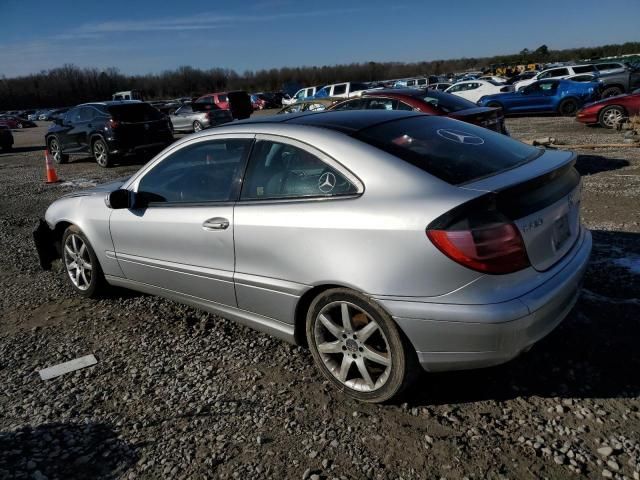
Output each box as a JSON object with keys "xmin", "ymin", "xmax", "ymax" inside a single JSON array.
[
  {"xmin": 314, "ymin": 301, "xmax": 392, "ymax": 392},
  {"xmin": 94, "ymin": 141, "xmax": 108, "ymax": 166},
  {"xmin": 63, "ymin": 234, "xmax": 93, "ymax": 291},
  {"xmin": 602, "ymin": 108, "xmax": 623, "ymax": 128},
  {"xmin": 193, "ymin": 121, "xmax": 203, "ymax": 132},
  {"xmin": 49, "ymin": 139, "xmax": 61, "ymax": 162}
]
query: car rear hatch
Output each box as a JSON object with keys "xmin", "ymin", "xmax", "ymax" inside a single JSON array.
[
  {"xmin": 108, "ymin": 104, "xmax": 171, "ymax": 146},
  {"xmin": 461, "ymin": 148, "xmax": 581, "ymax": 271},
  {"xmin": 450, "ymin": 106, "xmax": 505, "ymax": 133}
]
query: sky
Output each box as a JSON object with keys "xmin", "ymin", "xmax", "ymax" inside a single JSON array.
[{"xmin": 0, "ymin": 0, "xmax": 639, "ymax": 78}]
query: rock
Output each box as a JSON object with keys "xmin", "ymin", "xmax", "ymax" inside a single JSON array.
[
  {"xmin": 602, "ymin": 469, "xmax": 613, "ymax": 478},
  {"xmin": 302, "ymin": 468, "xmax": 312, "ymax": 480},
  {"xmin": 598, "ymin": 446, "xmax": 614, "ymax": 458}
]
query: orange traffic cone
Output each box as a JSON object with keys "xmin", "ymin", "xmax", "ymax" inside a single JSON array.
[{"xmin": 44, "ymin": 149, "xmax": 60, "ymax": 184}]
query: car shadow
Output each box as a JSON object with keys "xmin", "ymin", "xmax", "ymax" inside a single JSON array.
[
  {"xmin": 405, "ymin": 229, "xmax": 640, "ymax": 406},
  {"xmin": 574, "ymin": 154, "xmax": 630, "ymax": 175},
  {"xmin": 0, "ymin": 422, "xmax": 138, "ymax": 479}
]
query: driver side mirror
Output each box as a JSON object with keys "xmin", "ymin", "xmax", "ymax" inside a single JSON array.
[{"xmin": 105, "ymin": 189, "xmax": 133, "ymax": 209}]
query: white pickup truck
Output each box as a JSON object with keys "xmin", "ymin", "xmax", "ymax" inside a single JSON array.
[{"xmin": 314, "ymin": 82, "xmax": 370, "ymax": 99}]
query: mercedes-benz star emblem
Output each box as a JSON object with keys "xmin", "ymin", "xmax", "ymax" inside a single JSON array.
[
  {"xmin": 318, "ymin": 172, "xmax": 336, "ymax": 193},
  {"xmin": 436, "ymin": 129, "xmax": 485, "ymax": 145}
]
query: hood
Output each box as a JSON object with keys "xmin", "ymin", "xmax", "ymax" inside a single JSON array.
[{"xmin": 61, "ymin": 178, "xmax": 128, "ymax": 199}]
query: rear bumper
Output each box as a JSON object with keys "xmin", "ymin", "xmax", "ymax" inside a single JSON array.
[{"xmin": 377, "ymin": 228, "xmax": 592, "ymax": 372}]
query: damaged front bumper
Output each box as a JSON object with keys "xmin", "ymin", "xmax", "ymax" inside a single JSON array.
[{"xmin": 33, "ymin": 219, "xmax": 57, "ymax": 270}]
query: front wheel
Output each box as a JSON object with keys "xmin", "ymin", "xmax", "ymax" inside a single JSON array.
[
  {"xmin": 92, "ymin": 138, "xmax": 113, "ymax": 167},
  {"xmin": 193, "ymin": 120, "xmax": 203, "ymax": 132},
  {"xmin": 48, "ymin": 137, "xmax": 69, "ymax": 164},
  {"xmin": 598, "ymin": 105, "xmax": 625, "ymax": 129},
  {"xmin": 306, "ymin": 288, "xmax": 418, "ymax": 403},
  {"xmin": 601, "ymin": 86, "xmax": 623, "ymax": 98},
  {"xmin": 62, "ymin": 226, "xmax": 106, "ymax": 298},
  {"xmin": 558, "ymin": 98, "xmax": 578, "ymax": 116}
]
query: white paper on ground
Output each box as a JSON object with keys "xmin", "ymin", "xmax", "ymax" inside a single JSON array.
[{"xmin": 38, "ymin": 354, "xmax": 98, "ymax": 380}]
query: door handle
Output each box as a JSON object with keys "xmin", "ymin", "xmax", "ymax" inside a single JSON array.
[{"xmin": 202, "ymin": 217, "xmax": 229, "ymax": 231}]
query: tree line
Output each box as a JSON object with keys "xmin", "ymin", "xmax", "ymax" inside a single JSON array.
[{"xmin": 1, "ymin": 41, "xmax": 639, "ymax": 110}]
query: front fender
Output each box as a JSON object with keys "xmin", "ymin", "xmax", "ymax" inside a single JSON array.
[{"xmin": 40, "ymin": 195, "xmax": 124, "ymax": 277}]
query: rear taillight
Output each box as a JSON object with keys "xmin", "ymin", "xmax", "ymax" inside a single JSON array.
[{"xmin": 427, "ymin": 210, "xmax": 530, "ymax": 274}]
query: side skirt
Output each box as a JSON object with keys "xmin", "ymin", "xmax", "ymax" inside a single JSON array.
[{"xmin": 105, "ymin": 275, "xmax": 297, "ymax": 345}]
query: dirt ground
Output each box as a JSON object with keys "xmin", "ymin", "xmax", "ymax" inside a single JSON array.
[{"xmin": 0, "ymin": 116, "xmax": 639, "ymax": 480}]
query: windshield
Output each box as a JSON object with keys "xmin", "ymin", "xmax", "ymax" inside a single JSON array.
[{"xmin": 354, "ymin": 116, "xmax": 542, "ymax": 185}]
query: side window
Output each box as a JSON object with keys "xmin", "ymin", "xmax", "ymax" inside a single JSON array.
[
  {"xmin": 241, "ymin": 140, "xmax": 357, "ymax": 200},
  {"xmin": 64, "ymin": 108, "xmax": 81, "ymax": 123},
  {"xmin": 417, "ymin": 79, "xmax": 427, "ymax": 86},
  {"xmin": 407, "ymin": 80, "xmax": 415, "ymax": 87},
  {"xmin": 448, "ymin": 84, "xmax": 461, "ymax": 92},
  {"xmin": 306, "ymin": 88, "xmax": 315, "ymax": 97},
  {"xmin": 137, "ymin": 139, "xmax": 252, "ymax": 204},
  {"xmin": 396, "ymin": 101, "xmax": 414, "ymax": 111},
  {"xmin": 467, "ymin": 83, "xmax": 479, "ymax": 90},
  {"xmin": 573, "ymin": 65, "xmax": 593, "ymax": 74},
  {"xmin": 333, "ymin": 84, "xmax": 347, "ymax": 95},
  {"xmin": 79, "ymin": 107, "xmax": 94, "ymax": 122}
]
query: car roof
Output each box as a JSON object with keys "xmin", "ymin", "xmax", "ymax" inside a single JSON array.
[
  {"xmin": 232, "ymin": 110, "xmax": 425, "ymax": 133},
  {"xmin": 80, "ymin": 101, "xmax": 143, "ymax": 107}
]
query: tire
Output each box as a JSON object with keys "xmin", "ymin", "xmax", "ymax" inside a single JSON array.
[
  {"xmin": 47, "ymin": 137, "xmax": 69, "ymax": 164},
  {"xmin": 92, "ymin": 138, "xmax": 113, "ymax": 167},
  {"xmin": 306, "ymin": 288, "xmax": 419, "ymax": 403},
  {"xmin": 16, "ymin": 122, "xmax": 23, "ymax": 129},
  {"xmin": 601, "ymin": 86, "xmax": 623, "ymax": 98},
  {"xmin": 558, "ymin": 98, "xmax": 579, "ymax": 116},
  {"xmin": 193, "ymin": 120, "xmax": 203, "ymax": 132},
  {"xmin": 598, "ymin": 105, "xmax": 626, "ymax": 129},
  {"xmin": 61, "ymin": 225, "xmax": 106, "ymax": 298}
]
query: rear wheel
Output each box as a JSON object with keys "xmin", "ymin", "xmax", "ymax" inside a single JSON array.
[
  {"xmin": 306, "ymin": 288, "xmax": 418, "ymax": 403},
  {"xmin": 193, "ymin": 120, "xmax": 203, "ymax": 132},
  {"xmin": 558, "ymin": 98, "xmax": 578, "ymax": 116},
  {"xmin": 62, "ymin": 226, "xmax": 106, "ymax": 298},
  {"xmin": 598, "ymin": 105, "xmax": 625, "ymax": 129},
  {"xmin": 601, "ymin": 86, "xmax": 623, "ymax": 98},
  {"xmin": 48, "ymin": 137, "xmax": 69, "ymax": 164},
  {"xmin": 92, "ymin": 138, "xmax": 113, "ymax": 167}
]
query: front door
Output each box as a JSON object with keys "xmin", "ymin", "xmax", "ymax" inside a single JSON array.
[{"xmin": 109, "ymin": 135, "xmax": 254, "ymax": 307}]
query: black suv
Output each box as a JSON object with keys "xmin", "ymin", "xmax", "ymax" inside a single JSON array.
[{"xmin": 46, "ymin": 101, "xmax": 174, "ymax": 167}]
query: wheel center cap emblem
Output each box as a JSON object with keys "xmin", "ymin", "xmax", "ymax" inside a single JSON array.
[{"xmin": 345, "ymin": 339, "xmax": 358, "ymax": 352}]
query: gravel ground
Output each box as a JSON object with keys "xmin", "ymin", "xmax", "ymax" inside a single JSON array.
[{"xmin": 1, "ymin": 117, "xmax": 639, "ymax": 480}]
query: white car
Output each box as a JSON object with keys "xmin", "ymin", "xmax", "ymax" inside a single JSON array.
[
  {"xmin": 444, "ymin": 80, "xmax": 510, "ymax": 103},
  {"xmin": 281, "ymin": 86, "xmax": 322, "ymax": 106},
  {"xmin": 479, "ymin": 75, "xmax": 508, "ymax": 84},
  {"xmin": 513, "ymin": 65, "xmax": 597, "ymax": 91},
  {"xmin": 315, "ymin": 82, "xmax": 370, "ymax": 99}
]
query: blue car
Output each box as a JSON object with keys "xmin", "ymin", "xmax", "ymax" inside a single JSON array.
[{"xmin": 477, "ymin": 79, "xmax": 601, "ymax": 116}]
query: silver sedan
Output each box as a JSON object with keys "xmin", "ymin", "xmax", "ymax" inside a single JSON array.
[
  {"xmin": 34, "ymin": 111, "xmax": 591, "ymax": 403},
  {"xmin": 169, "ymin": 104, "xmax": 233, "ymax": 132}
]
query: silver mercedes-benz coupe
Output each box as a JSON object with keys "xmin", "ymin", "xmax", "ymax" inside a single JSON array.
[{"xmin": 34, "ymin": 110, "xmax": 591, "ymax": 402}]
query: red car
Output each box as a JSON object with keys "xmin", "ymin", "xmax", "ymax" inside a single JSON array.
[
  {"xmin": 576, "ymin": 92, "xmax": 640, "ymax": 128},
  {"xmin": 0, "ymin": 115, "xmax": 37, "ymax": 129},
  {"xmin": 329, "ymin": 89, "xmax": 507, "ymax": 134},
  {"xmin": 194, "ymin": 92, "xmax": 230, "ymax": 110}
]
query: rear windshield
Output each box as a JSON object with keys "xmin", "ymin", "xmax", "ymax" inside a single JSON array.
[
  {"xmin": 108, "ymin": 103, "xmax": 164, "ymax": 122},
  {"xmin": 419, "ymin": 91, "xmax": 477, "ymax": 113},
  {"xmin": 354, "ymin": 116, "xmax": 541, "ymax": 185}
]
